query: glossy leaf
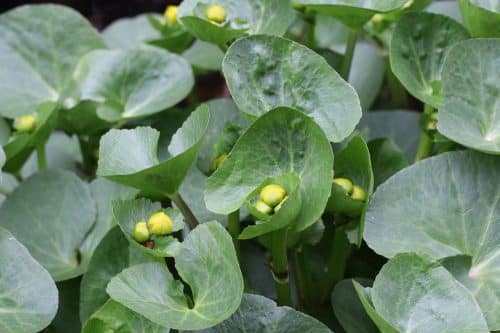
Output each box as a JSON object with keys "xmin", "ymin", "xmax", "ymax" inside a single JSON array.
[
  {"xmin": 205, "ymin": 107, "xmax": 333, "ymax": 233},
  {"xmin": 365, "ymin": 151, "xmax": 500, "ymax": 329},
  {"xmin": 458, "ymin": 0, "xmax": 500, "ymax": 37},
  {"xmin": 357, "ymin": 254, "xmax": 489, "ymax": 332},
  {"xmin": 437, "ymin": 39, "xmax": 500, "ymax": 154},
  {"xmin": 107, "ymin": 221, "xmax": 244, "ymax": 330},
  {"xmin": 0, "ymin": 227, "xmax": 58, "ymax": 333},
  {"xmin": 223, "ymin": 35, "xmax": 361, "ymax": 142},
  {"xmin": 390, "ymin": 12, "xmax": 470, "ymax": 108},
  {"xmin": 97, "ymin": 105, "xmax": 210, "ymax": 197},
  {"xmin": 0, "ymin": 4, "xmax": 105, "ymax": 118},
  {"xmin": 196, "ymin": 294, "xmax": 332, "ymax": 332}
]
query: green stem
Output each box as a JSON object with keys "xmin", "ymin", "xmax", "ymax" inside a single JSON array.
[
  {"xmin": 36, "ymin": 143, "xmax": 47, "ymax": 171},
  {"xmin": 171, "ymin": 193, "xmax": 199, "ymax": 229},
  {"xmin": 385, "ymin": 56, "xmax": 408, "ymax": 108},
  {"xmin": 322, "ymin": 226, "xmax": 351, "ymax": 303},
  {"xmin": 271, "ymin": 228, "xmax": 292, "ymax": 306},
  {"xmin": 294, "ymin": 246, "xmax": 315, "ymax": 310},
  {"xmin": 340, "ymin": 29, "xmax": 358, "ymax": 81},
  {"xmin": 227, "ymin": 210, "xmax": 240, "ymax": 258},
  {"xmin": 414, "ymin": 104, "xmax": 435, "ymax": 163}
]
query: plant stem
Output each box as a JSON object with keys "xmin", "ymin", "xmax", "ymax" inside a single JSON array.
[
  {"xmin": 340, "ymin": 29, "xmax": 358, "ymax": 81},
  {"xmin": 36, "ymin": 142, "xmax": 47, "ymax": 171},
  {"xmin": 227, "ymin": 210, "xmax": 240, "ymax": 258},
  {"xmin": 322, "ymin": 226, "xmax": 351, "ymax": 303},
  {"xmin": 385, "ymin": 56, "xmax": 408, "ymax": 108},
  {"xmin": 414, "ymin": 104, "xmax": 434, "ymax": 163},
  {"xmin": 270, "ymin": 228, "xmax": 292, "ymax": 306},
  {"xmin": 171, "ymin": 193, "xmax": 199, "ymax": 229},
  {"xmin": 294, "ymin": 246, "xmax": 315, "ymax": 310}
]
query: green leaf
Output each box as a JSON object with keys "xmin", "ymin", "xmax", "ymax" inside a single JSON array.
[
  {"xmin": 437, "ymin": 39, "xmax": 500, "ymax": 154},
  {"xmin": 0, "ymin": 170, "xmax": 95, "ymax": 281},
  {"xmin": 390, "ymin": 12, "xmax": 470, "ymax": 108},
  {"xmin": 182, "ymin": 40, "xmax": 225, "ymax": 71},
  {"xmin": 107, "ymin": 221, "xmax": 244, "ymax": 330},
  {"xmin": 0, "ymin": 4, "xmax": 105, "ymax": 118},
  {"xmin": 359, "ymin": 253, "xmax": 489, "ymax": 332},
  {"xmin": 49, "ymin": 278, "xmax": 81, "ymax": 333},
  {"xmin": 0, "ymin": 147, "xmax": 4, "ymax": 171},
  {"xmin": 80, "ymin": 226, "xmax": 159, "ymax": 323},
  {"xmin": 364, "ymin": 150, "xmax": 500, "ymax": 329},
  {"xmin": 112, "ymin": 198, "xmax": 184, "ymax": 257},
  {"xmin": 294, "ymin": 0, "xmax": 407, "ymax": 29},
  {"xmin": 0, "ymin": 227, "xmax": 58, "ymax": 333},
  {"xmin": 57, "ymin": 100, "xmax": 110, "ymax": 135},
  {"xmin": 82, "ymin": 300, "xmax": 169, "ymax": 333},
  {"xmin": 97, "ymin": 105, "xmax": 210, "ymax": 197},
  {"xmin": 0, "ymin": 117, "xmax": 10, "ymax": 145},
  {"xmin": 102, "ymin": 14, "xmax": 160, "ymax": 49},
  {"xmin": 458, "ymin": 0, "xmax": 500, "ymax": 37},
  {"xmin": 205, "ymin": 107, "xmax": 333, "ymax": 233},
  {"xmin": 332, "ymin": 279, "xmax": 378, "ymax": 333},
  {"xmin": 75, "ymin": 47, "xmax": 194, "ymax": 122},
  {"xmin": 196, "ymin": 293, "xmax": 332, "ymax": 332},
  {"xmin": 223, "ymin": 35, "xmax": 361, "ymax": 142},
  {"xmin": 367, "ymin": 138, "xmax": 408, "ymax": 188},
  {"xmin": 178, "ymin": 0, "xmax": 292, "ymax": 48},
  {"xmin": 427, "ymin": 1, "xmax": 462, "ymax": 22}
]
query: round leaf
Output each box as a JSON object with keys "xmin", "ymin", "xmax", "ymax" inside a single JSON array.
[
  {"xmin": 0, "ymin": 170, "xmax": 96, "ymax": 281},
  {"xmin": 97, "ymin": 105, "xmax": 210, "ymax": 197},
  {"xmin": 437, "ymin": 39, "xmax": 500, "ymax": 154},
  {"xmin": 364, "ymin": 150, "xmax": 500, "ymax": 329},
  {"xmin": 205, "ymin": 107, "xmax": 333, "ymax": 232},
  {"xmin": 458, "ymin": 0, "xmax": 500, "ymax": 37},
  {"xmin": 75, "ymin": 47, "xmax": 194, "ymax": 121},
  {"xmin": 102, "ymin": 14, "xmax": 160, "ymax": 49},
  {"xmin": 0, "ymin": 227, "xmax": 58, "ymax": 333},
  {"xmin": 390, "ymin": 12, "xmax": 470, "ymax": 108},
  {"xmin": 107, "ymin": 221, "xmax": 244, "ymax": 330},
  {"xmin": 223, "ymin": 35, "xmax": 361, "ymax": 142},
  {"xmin": 0, "ymin": 4, "xmax": 105, "ymax": 118}
]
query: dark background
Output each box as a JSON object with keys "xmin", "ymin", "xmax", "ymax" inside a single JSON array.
[{"xmin": 0, "ymin": 0, "xmax": 180, "ymax": 29}]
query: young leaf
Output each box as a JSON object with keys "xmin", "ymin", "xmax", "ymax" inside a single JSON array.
[
  {"xmin": 360, "ymin": 254, "xmax": 489, "ymax": 332},
  {"xmin": 196, "ymin": 293, "xmax": 332, "ymax": 332},
  {"xmin": 97, "ymin": 105, "xmax": 210, "ymax": 197},
  {"xmin": 458, "ymin": 0, "xmax": 500, "ymax": 37},
  {"xmin": 0, "ymin": 227, "xmax": 58, "ymax": 333},
  {"xmin": 365, "ymin": 150, "xmax": 500, "ymax": 329},
  {"xmin": 0, "ymin": 170, "xmax": 95, "ymax": 281},
  {"xmin": 437, "ymin": 39, "xmax": 500, "ymax": 154},
  {"xmin": 223, "ymin": 35, "xmax": 361, "ymax": 142},
  {"xmin": 107, "ymin": 221, "xmax": 244, "ymax": 330},
  {"xmin": 0, "ymin": 4, "xmax": 105, "ymax": 118},
  {"xmin": 390, "ymin": 12, "xmax": 470, "ymax": 108},
  {"xmin": 205, "ymin": 107, "xmax": 333, "ymax": 233},
  {"xmin": 75, "ymin": 47, "xmax": 194, "ymax": 122},
  {"xmin": 82, "ymin": 300, "xmax": 169, "ymax": 333}
]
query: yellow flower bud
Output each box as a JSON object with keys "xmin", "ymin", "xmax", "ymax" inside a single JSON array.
[
  {"xmin": 260, "ymin": 184, "xmax": 287, "ymax": 207},
  {"xmin": 255, "ymin": 200, "xmax": 273, "ymax": 215},
  {"xmin": 14, "ymin": 114, "xmax": 37, "ymax": 133},
  {"xmin": 333, "ymin": 177, "xmax": 353, "ymax": 195},
  {"xmin": 351, "ymin": 185, "xmax": 366, "ymax": 202},
  {"xmin": 133, "ymin": 221, "xmax": 150, "ymax": 243},
  {"xmin": 205, "ymin": 4, "xmax": 227, "ymax": 24},
  {"xmin": 210, "ymin": 154, "xmax": 227, "ymax": 171},
  {"xmin": 164, "ymin": 5, "xmax": 178, "ymax": 24},
  {"xmin": 147, "ymin": 211, "xmax": 174, "ymax": 235},
  {"xmin": 273, "ymin": 195, "xmax": 288, "ymax": 213}
]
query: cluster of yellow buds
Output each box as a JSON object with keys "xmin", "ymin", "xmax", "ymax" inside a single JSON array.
[
  {"xmin": 132, "ymin": 211, "xmax": 174, "ymax": 246},
  {"xmin": 164, "ymin": 5, "xmax": 178, "ymax": 24},
  {"xmin": 255, "ymin": 184, "xmax": 288, "ymax": 215},
  {"xmin": 333, "ymin": 177, "xmax": 366, "ymax": 202},
  {"xmin": 210, "ymin": 153, "xmax": 227, "ymax": 171},
  {"xmin": 14, "ymin": 114, "xmax": 37, "ymax": 133}
]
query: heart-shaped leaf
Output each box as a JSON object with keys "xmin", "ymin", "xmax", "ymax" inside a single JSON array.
[
  {"xmin": 390, "ymin": 12, "xmax": 470, "ymax": 108},
  {"xmin": 178, "ymin": 0, "xmax": 292, "ymax": 48},
  {"xmin": 364, "ymin": 150, "xmax": 500, "ymax": 329},
  {"xmin": 107, "ymin": 221, "xmax": 244, "ymax": 330},
  {"xmin": 294, "ymin": 0, "xmax": 407, "ymax": 29},
  {"xmin": 196, "ymin": 293, "xmax": 332, "ymax": 332},
  {"xmin": 0, "ymin": 4, "xmax": 105, "ymax": 119},
  {"xmin": 355, "ymin": 253, "xmax": 489, "ymax": 332},
  {"xmin": 437, "ymin": 39, "xmax": 500, "ymax": 154},
  {"xmin": 80, "ymin": 227, "xmax": 160, "ymax": 323},
  {"xmin": 458, "ymin": 0, "xmax": 500, "ymax": 37},
  {"xmin": 75, "ymin": 47, "xmax": 194, "ymax": 122},
  {"xmin": 82, "ymin": 300, "xmax": 170, "ymax": 333},
  {"xmin": 112, "ymin": 198, "xmax": 184, "ymax": 257},
  {"xmin": 0, "ymin": 170, "xmax": 95, "ymax": 281},
  {"xmin": 0, "ymin": 227, "xmax": 58, "ymax": 333},
  {"xmin": 223, "ymin": 35, "xmax": 361, "ymax": 142},
  {"xmin": 102, "ymin": 14, "xmax": 160, "ymax": 49},
  {"xmin": 97, "ymin": 105, "xmax": 210, "ymax": 197},
  {"xmin": 205, "ymin": 107, "xmax": 333, "ymax": 233}
]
